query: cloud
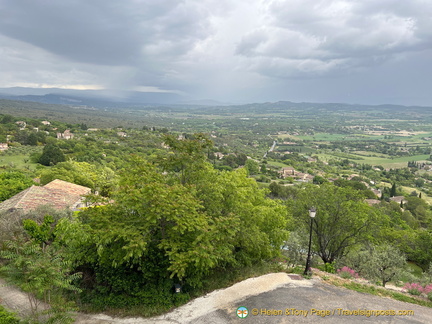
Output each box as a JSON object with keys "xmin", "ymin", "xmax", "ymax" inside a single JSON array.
[
  {"xmin": 0, "ymin": 0, "xmax": 432, "ymax": 104},
  {"xmin": 235, "ymin": 0, "xmax": 432, "ymax": 78},
  {"xmin": 0, "ymin": 0, "xmax": 214, "ymax": 66}
]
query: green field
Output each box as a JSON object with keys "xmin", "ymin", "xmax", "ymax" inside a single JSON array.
[
  {"xmin": 317, "ymin": 153, "xmax": 430, "ymax": 169},
  {"xmin": 0, "ymin": 146, "xmax": 42, "ymax": 170},
  {"xmin": 296, "ymin": 133, "xmax": 358, "ymax": 141},
  {"xmin": 0, "ymin": 154, "xmax": 38, "ymax": 170}
]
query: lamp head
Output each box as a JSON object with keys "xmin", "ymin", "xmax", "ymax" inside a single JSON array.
[{"xmin": 309, "ymin": 207, "xmax": 316, "ymax": 218}]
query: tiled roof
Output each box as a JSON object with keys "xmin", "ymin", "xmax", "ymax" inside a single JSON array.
[
  {"xmin": 0, "ymin": 179, "xmax": 91, "ymax": 212},
  {"xmin": 44, "ymin": 179, "xmax": 90, "ymax": 196}
]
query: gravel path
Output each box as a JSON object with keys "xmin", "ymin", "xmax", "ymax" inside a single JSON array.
[{"xmin": 0, "ymin": 278, "xmax": 50, "ymax": 318}]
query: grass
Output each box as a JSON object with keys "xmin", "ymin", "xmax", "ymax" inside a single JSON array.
[
  {"xmin": 317, "ymin": 152, "xmax": 430, "ymax": 169},
  {"xmin": 401, "ymin": 186, "xmax": 432, "ymax": 204},
  {"xmin": 360, "ymin": 154, "xmax": 430, "ymax": 168},
  {"xmin": 339, "ymin": 282, "xmax": 432, "ymax": 308},
  {"xmin": 0, "ymin": 154, "xmax": 35, "ymax": 169},
  {"xmin": 406, "ymin": 261, "xmax": 425, "ymax": 278},
  {"xmin": 312, "ymin": 269, "xmax": 432, "ymax": 308},
  {"xmin": 0, "ymin": 146, "xmax": 42, "ymax": 170}
]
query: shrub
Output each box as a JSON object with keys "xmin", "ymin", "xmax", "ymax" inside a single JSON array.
[
  {"xmin": 0, "ymin": 305, "xmax": 19, "ymax": 324},
  {"xmin": 403, "ymin": 283, "xmax": 423, "ymax": 296},
  {"xmin": 337, "ymin": 266, "xmax": 359, "ymax": 279},
  {"xmin": 423, "ymin": 284, "xmax": 432, "ymax": 295},
  {"xmin": 324, "ymin": 262, "xmax": 336, "ymax": 274}
]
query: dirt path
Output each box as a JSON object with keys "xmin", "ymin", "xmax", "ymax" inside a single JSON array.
[
  {"xmin": 0, "ymin": 278, "xmax": 49, "ymax": 319},
  {"xmin": 75, "ymin": 273, "xmax": 294, "ymax": 323}
]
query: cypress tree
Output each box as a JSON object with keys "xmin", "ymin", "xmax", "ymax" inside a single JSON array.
[{"xmin": 390, "ymin": 183, "xmax": 396, "ymax": 197}]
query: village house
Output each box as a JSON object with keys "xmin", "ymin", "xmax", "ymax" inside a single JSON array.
[
  {"xmin": 295, "ymin": 173, "xmax": 314, "ymax": 182},
  {"xmin": 16, "ymin": 121, "xmax": 26, "ymax": 130},
  {"xmin": 365, "ymin": 199, "xmax": 381, "ymax": 206},
  {"xmin": 56, "ymin": 129, "xmax": 74, "ymax": 140},
  {"xmin": 389, "ymin": 196, "xmax": 408, "ymax": 204},
  {"xmin": 0, "ymin": 179, "xmax": 91, "ymax": 213},
  {"xmin": 279, "ymin": 167, "xmax": 313, "ymax": 182},
  {"xmin": 214, "ymin": 152, "xmax": 225, "ymax": 159},
  {"xmin": 371, "ymin": 189, "xmax": 381, "ymax": 198},
  {"xmin": 280, "ymin": 167, "xmax": 297, "ymax": 178}
]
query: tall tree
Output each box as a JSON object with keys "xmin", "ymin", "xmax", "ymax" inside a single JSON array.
[
  {"xmin": 39, "ymin": 144, "xmax": 66, "ymax": 166},
  {"xmin": 390, "ymin": 183, "xmax": 397, "ymax": 197},
  {"xmin": 288, "ymin": 183, "xmax": 380, "ymax": 264}
]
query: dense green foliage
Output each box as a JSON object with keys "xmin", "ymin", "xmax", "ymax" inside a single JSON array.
[
  {"xmin": 39, "ymin": 135, "xmax": 288, "ymax": 311},
  {"xmin": 38, "ymin": 144, "xmax": 66, "ymax": 166},
  {"xmin": 342, "ymin": 244, "xmax": 406, "ymax": 287},
  {"xmin": 0, "ymin": 215, "xmax": 80, "ymax": 323},
  {"xmin": 0, "ymin": 171, "xmax": 35, "ymax": 201},
  {"xmin": 3, "ymin": 101, "xmax": 432, "ymax": 316},
  {"xmin": 288, "ymin": 183, "xmax": 381, "ymax": 264},
  {"xmin": 0, "ymin": 305, "xmax": 19, "ymax": 324}
]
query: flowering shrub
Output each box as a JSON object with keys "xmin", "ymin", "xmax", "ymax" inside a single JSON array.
[
  {"xmin": 423, "ymin": 284, "xmax": 432, "ymax": 295},
  {"xmin": 403, "ymin": 283, "xmax": 423, "ymax": 296},
  {"xmin": 337, "ymin": 266, "xmax": 359, "ymax": 279}
]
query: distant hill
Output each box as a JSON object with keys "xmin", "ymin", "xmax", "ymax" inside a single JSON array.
[{"xmin": 0, "ymin": 87, "xmax": 185, "ymax": 106}]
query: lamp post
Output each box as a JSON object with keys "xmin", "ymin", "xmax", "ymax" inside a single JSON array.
[{"xmin": 304, "ymin": 207, "xmax": 316, "ymax": 276}]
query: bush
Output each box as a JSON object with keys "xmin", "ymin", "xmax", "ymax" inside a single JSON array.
[
  {"xmin": 403, "ymin": 283, "xmax": 423, "ymax": 296},
  {"xmin": 0, "ymin": 305, "xmax": 19, "ymax": 324},
  {"xmin": 423, "ymin": 284, "xmax": 432, "ymax": 295},
  {"xmin": 324, "ymin": 262, "xmax": 336, "ymax": 274},
  {"xmin": 337, "ymin": 266, "xmax": 359, "ymax": 279}
]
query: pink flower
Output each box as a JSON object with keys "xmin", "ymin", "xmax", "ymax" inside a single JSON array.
[
  {"xmin": 403, "ymin": 283, "xmax": 424, "ymax": 296},
  {"xmin": 337, "ymin": 266, "xmax": 359, "ymax": 279}
]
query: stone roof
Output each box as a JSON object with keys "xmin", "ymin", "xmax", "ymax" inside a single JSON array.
[
  {"xmin": 0, "ymin": 179, "xmax": 91, "ymax": 212},
  {"xmin": 389, "ymin": 196, "xmax": 407, "ymax": 204},
  {"xmin": 365, "ymin": 199, "xmax": 381, "ymax": 206}
]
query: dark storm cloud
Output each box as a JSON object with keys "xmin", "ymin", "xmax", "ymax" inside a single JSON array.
[
  {"xmin": 1, "ymin": 0, "xmax": 432, "ymax": 105},
  {"xmin": 0, "ymin": 0, "xmax": 212, "ymax": 65}
]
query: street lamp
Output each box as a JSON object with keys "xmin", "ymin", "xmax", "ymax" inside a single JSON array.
[{"xmin": 304, "ymin": 207, "xmax": 317, "ymax": 276}]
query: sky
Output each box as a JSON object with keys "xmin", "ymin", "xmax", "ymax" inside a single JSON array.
[{"xmin": 1, "ymin": 0, "xmax": 432, "ymax": 106}]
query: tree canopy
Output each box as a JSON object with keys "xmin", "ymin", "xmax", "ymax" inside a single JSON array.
[{"xmin": 288, "ymin": 183, "xmax": 380, "ymax": 264}]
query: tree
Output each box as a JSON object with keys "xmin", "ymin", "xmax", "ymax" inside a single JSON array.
[
  {"xmin": 235, "ymin": 153, "xmax": 248, "ymax": 166},
  {"xmin": 313, "ymin": 175, "xmax": 327, "ymax": 184},
  {"xmin": 160, "ymin": 133, "xmax": 212, "ymax": 185},
  {"xmin": 288, "ymin": 183, "xmax": 380, "ymax": 264},
  {"xmin": 0, "ymin": 171, "xmax": 35, "ymax": 201},
  {"xmin": 39, "ymin": 161, "xmax": 117, "ymax": 196},
  {"xmin": 67, "ymin": 135, "xmax": 288, "ymax": 301},
  {"xmin": 347, "ymin": 244, "xmax": 406, "ymax": 287},
  {"xmin": 39, "ymin": 144, "xmax": 66, "ymax": 166},
  {"xmin": 415, "ymin": 178, "xmax": 425, "ymax": 188},
  {"xmin": 77, "ymin": 155, "xmax": 287, "ymax": 286},
  {"xmin": 0, "ymin": 215, "xmax": 81, "ymax": 323},
  {"xmin": 390, "ymin": 183, "xmax": 397, "ymax": 197},
  {"xmin": 245, "ymin": 159, "xmax": 259, "ymax": 175},
  {"xmin": 404, "ymin": 196, "xmax": 431, "ymax": 227}
]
